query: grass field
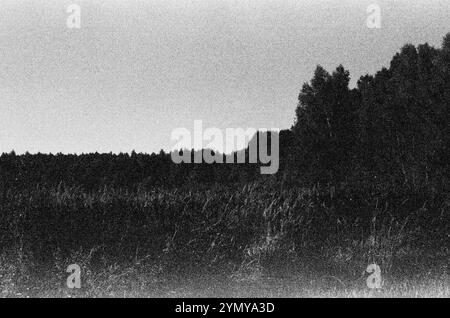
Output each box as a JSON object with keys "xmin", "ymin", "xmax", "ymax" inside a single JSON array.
[{"xmin": 0, "ymin": 180, "xmax": 448, "ymax": 297}]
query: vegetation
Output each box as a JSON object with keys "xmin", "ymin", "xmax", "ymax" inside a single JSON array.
[{"xmin": 0, "ymin": 34, "xmax": 449, "ymax": 297}]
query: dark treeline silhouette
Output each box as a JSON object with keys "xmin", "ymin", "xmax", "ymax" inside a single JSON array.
[
  {"xmin": 1, "ymin": 34, "xmax": 449, "ymax": 192},
  {"xmin": 0, "ymin": 148, "xmax": 265, "ymax": 191},
  {"xmin": 290, "ymin": 34, "xmax": 450, "ymax": 190}
]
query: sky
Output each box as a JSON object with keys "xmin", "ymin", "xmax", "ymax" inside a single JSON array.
[{"xmin": 0, "ymin": 0, "xmax": 449, "ymax": 154}]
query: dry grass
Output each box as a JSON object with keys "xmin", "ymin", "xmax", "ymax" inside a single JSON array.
[{"xmin": 0, "ymin": 181, "xmax": 448, "ymax": 297}]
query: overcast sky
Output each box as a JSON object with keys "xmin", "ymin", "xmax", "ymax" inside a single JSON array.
[{"xmin": 1, "ymin": 0, "xmax": 449, "ymax": 154}]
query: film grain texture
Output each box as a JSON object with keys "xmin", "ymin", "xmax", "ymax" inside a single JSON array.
[{"xmin": 0, "ymin": 0, "xmax": 449, "ymax": 299}]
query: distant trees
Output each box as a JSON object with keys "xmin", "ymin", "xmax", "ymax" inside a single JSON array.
[
  {"xmin": 292, "ymin": 33, "xmax": 450, "ymax": 187},
  {"xmin": 0, "ymin": 149, "xmax": 261, "ymax": 190},
  {"xmin": 1, "ymin": 33, "xmax": 449, "ymax": 190},
  {"xmin": 292, "ymin": 65, "xmax": 358, "ymax": 182}
]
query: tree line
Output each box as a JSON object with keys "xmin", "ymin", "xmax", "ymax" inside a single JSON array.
[{"xmin": 1, "ymin": 34, "xmax": 449, "ymax": 192}]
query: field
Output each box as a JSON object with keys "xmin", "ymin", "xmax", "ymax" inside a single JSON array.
[{"xmin": 0, "ymin": 180, "xmax": 448, "ymax": 297}]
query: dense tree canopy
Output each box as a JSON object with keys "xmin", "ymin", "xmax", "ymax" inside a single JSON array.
[{"xmin": 292, "ymin": 33, "xmax": 450, "ymax": 188}]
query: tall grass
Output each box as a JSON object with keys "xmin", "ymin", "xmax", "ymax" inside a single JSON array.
[{"xmin": 0, "ymin": 180, "xmax": 448, "ymax": 296}]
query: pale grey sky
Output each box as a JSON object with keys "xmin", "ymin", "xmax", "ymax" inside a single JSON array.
[{"xmin": 1, "ymin": 0, "xmax": 449, "ymax": 154}]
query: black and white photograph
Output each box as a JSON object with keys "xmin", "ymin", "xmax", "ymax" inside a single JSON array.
[{"xmin": 0, "ymin": 0, "xmax": 449, "ymax": 303}]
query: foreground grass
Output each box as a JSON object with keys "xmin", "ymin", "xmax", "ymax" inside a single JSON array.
[
  {"xmin": 0, "ymin": 181, "xmax": 449, "ymax": 297},
  {"xmin": 1, "ymin": 259, "xmax": 448, "ymax": 298}
]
